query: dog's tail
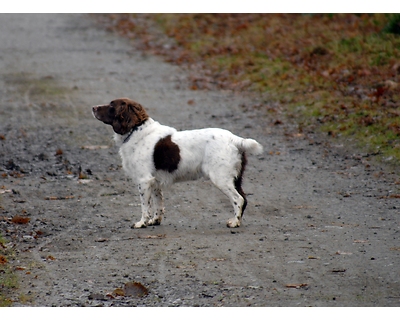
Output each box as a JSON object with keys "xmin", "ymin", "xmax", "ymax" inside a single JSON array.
[{"xmin": 234, "ymin": 137, "xmax": 263, "ymax": 156}]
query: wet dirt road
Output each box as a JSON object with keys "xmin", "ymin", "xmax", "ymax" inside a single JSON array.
[{"xmin": 0, "ymin": 14, "xmax": 399, "ymax": 307}]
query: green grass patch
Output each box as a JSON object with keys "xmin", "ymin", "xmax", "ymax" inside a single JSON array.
[{"xmin": 0, "ymin": 233, "xmax": 18, "ymax": 307}]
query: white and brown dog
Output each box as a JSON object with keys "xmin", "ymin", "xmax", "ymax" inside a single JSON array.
[{"xmin": 92, "ymin": 98, "xmax": 263, "ymax": 228}]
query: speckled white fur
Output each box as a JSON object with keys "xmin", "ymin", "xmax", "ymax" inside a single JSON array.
[{"xmin": 114, "ymin": 118, "xmax": 263, "ymax": 228}]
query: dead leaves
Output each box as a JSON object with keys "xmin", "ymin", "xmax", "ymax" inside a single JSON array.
[
  {"xmin": 336, "ymin": 251, "xmax": 353, "ymax": 256},
  {"xmin": 45, "ymin": 255, "xmax": 56, "ymax": 261},
  {"xmin": 45, "ymin": 196, "xmax": 74, "ymax": 200},
  {"xmin": 14, "ymin": 266, "xmax": 26, "ymax": 271},
  {"xmin": 379, "ymin": 194, "xmax": 400, "ymax": 199},
  {"xmin": 11, "ymin": 215, "xmax": 30, "ymax": 224},
  {"xmin": 123, "ymin": 282, "xmax": 149, "ymax": 297},
  {"xmin": 208, "ymin": 257, "xmax": 226, "ymax": 262},
  {"xmin": 138, "ymin": 234, "xmax": 166, "ymax": 240},
  {"xmin": 270, "ymin": 151, "xmax": 281, "ymax": 156},
  {"xmin": 353, "ymin": 239, "xmax": 369, "ymax": 243},
  {"xmin": 90, "ymin": 282, "xmax": 149, "ymax": 301},
  {"xmin": 0, "ymin": 255, "xmax": 7, "ymax": 264},
  {"xmin": 101, "ymin": 13, "xmax": 400, "ymax": 162},
  {"xmin": 176, "ymin": 263, "xmax": 196, "ymax": 269},
  {"xmin": 285, "ymin": 283, "xmax": 308, "ymax": 289}
]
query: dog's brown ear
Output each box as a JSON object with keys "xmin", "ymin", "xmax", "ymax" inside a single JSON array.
[
  {"xmin": 128, "ymin": 101, "xmax": 144, "ymax": 112},
  {"xmin": 128, "ymin": 102, "xmax": 149, "ymax": 123},
  {"xmin": 112, "ymin": 101, "xmax": 149, "ymax": 135}
]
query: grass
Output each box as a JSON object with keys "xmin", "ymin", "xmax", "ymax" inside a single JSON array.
[
  {"xmin": 0, "ymin": 233, "xmax": 17, "ymax": 307},
  {"xmin": 101, "ymin": 13, "xmax": 400, "ymax": 167}
]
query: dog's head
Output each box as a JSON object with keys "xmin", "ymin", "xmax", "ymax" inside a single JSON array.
[{"xmin": 92, "ymin": 98, "xmax": 149, "ymax": 135}]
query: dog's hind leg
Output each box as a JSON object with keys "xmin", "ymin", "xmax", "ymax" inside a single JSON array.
[
  {"xmin": 209, "ymin": 152, "xmax": 247, "ymax": 228},
  {"xmin": 233, "ymin": 152, "xmax": 247, "ymax": 217},
  {"xmin": 209, "ymin": 175, "xmax": 246, "ymax": 228},
  {"xmin": 226, "ymin": 187, "xmax": 246, "ymax": 228},
  {"xmin": 220, "ymin": 183, "xmax": 246, "ymax": 228}
]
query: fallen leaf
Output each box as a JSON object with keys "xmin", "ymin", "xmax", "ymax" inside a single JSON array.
[
  {"xmin": 176, "ymin": 263, "xmax": 196, "ymax": 269},
  {"xmin": 78, "ymin": 172, "xmax": 87, "ymax": 180},
  {"xmin": 11, "ymin": 216, "xmax": 30, "ymax": 224},
  {"xmin": 208, "ymin": 258, "xmax": 226, "ymax": 262},
  {"xmin": 0, "ymin": 255, "xmax": 7, "ymax": 264},
  {"xmin": 139, "ymin": 234, "xmax": 166, "ymax": 239},
  {"xmin": 46, "ymin": 255, "xmax": 56, "ymax": 261},
  {"xmin": 78, "ymin": 179, "xmax": 92, "ymax": 184},
  {"xmin": 336, "ymin": 251, "xmax": 353, "ymax": 255},
  {"xmin": 45, "ymin": 196, "xmax": 74, "ymax": 200},
  {"xmin": 112, "ymin": 288, "xmax": 125, "ymax": 297},
  {"xmin": 285, "ymin": 283, "xmax": 308, "ymax": 289},
  {"xmin": 123, "ymin": 282, "xmax": 148, "ymax": 297}
]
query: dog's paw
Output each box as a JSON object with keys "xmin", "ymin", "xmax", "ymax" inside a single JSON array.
[
  {"xmin": 148, "ymin": 218, "xmax": 162, "ymax": 226},
  {"xmin": 226, "ymin": 217, "xmax": 241, "ymax": 228},
  {"xmin": 132, "ymin": 220, "xmax": 148, "ymax": 229}
]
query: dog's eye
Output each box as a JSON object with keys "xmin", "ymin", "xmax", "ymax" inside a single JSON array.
[{"xmin": 109, "ymin": 106, "xmax": 115, "ymax": 114}]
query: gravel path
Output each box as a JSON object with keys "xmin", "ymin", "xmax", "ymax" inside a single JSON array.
[{"xmin": 0, "ymin": 13, "xmax": 399, "ymax": 307}]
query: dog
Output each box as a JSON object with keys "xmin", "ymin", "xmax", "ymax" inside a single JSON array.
[{"xmin": 92, "ymin": 98, "xmax": 263, "ymax": 228}]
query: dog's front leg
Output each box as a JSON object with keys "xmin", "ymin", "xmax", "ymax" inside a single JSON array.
[
  {"xmin": 148, "ymin": 185, "xmax": 164, "ymax": 226},
  {"xmin": 133, "ymin": 178, "xmax": 155, "ymax": 228}
]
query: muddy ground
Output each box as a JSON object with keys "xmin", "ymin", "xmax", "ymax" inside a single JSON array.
[{"xmin": 0, "ymin": 14, "xmax": 399, "ymax": 307}]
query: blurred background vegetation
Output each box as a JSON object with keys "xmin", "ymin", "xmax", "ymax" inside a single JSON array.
[{"xmin": 102, "ymin": 13, "xmax": 400, "ymax": 166}]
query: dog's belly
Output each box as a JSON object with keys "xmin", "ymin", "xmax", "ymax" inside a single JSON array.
[{"xmin": 154, "ymin": 165, "xmax": 205, "ymax": 186}]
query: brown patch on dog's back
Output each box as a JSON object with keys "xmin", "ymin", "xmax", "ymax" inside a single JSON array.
[{"xmin": 153, "ymin": 135, "xmax": 180, "ymax": 173}]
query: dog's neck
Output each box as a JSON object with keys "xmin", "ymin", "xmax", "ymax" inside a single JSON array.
[{"xmin": 114, "ymin": 118, "xmax": 155, "ymax": 146}]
